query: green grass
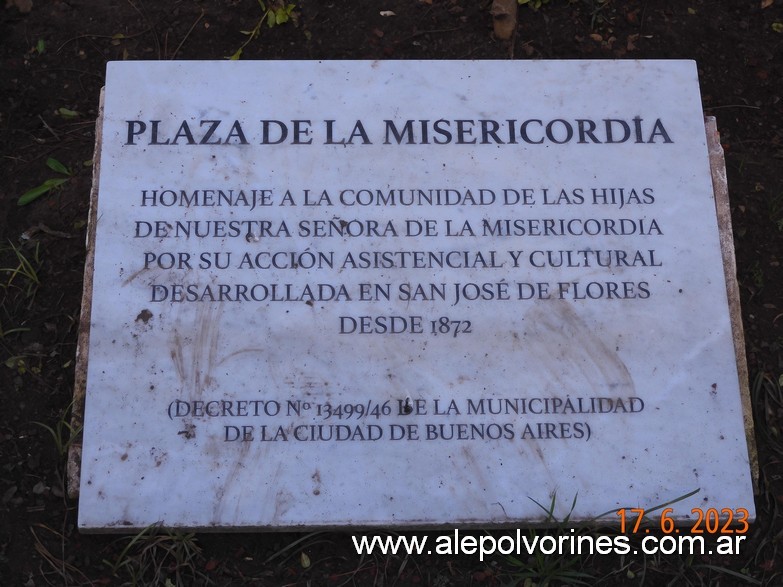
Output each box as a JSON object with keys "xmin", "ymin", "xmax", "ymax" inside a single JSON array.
[
  {"xmin": 105, "ymin": 525, "xmax": 207, "ymax": 586},
  {"xmin": 1, "ymin": 240, "xmax": 41, "ymax": 303},
  {"xmin": 33, "ymin": 400, "xmax": 82, "ymax": 458}
]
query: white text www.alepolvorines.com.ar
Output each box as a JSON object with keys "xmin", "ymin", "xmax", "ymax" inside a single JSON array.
[{"xmin": 352, "ymin": 529, "xmax": 747, "ymax": 561}]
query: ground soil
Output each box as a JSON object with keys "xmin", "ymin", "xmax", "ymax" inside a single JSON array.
[{"xmin": 1, "ymin": 0, "xmax": 782, "ymax": 585}]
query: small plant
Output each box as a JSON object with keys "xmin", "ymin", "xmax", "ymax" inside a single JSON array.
[
  {"xmin": 105, "ymin": 524, "xmax": 207, "ymax": 585},
  {"xmin": 18, "ymin": 157, "xmax": 72, "ymax": 206},
  {"xmin": 502, "ymin": 489, "xmax": 705, "ymax": 585},
  {"xmin": 24, "ymin": 38, "xmax": 46, "ymax": 59},
  {"xmin": 582, "ymin": 0, "xmax": 613, "ymax": 30},
  {"xmin": 6, "ymin": 355, "xmax": 40, "ymax": 376},
  {"xmin": 502, "ymin": 493, "xmax": 594, "ymax": 585},
  {"xmin": 229, "ymin": 0, "xmax": 298, "ymax": 60},
  {"xmin": 1, "ymin": 240, "xmax": 41, "ymax": 303},
  {"xmin": 33, "ymin": 401, "xmax": 82, "ymax": 458}
]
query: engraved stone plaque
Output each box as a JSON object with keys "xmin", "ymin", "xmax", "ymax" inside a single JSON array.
[{"xmin": 75, "ymin": 60, "xmax": 755, "ymax": 531}]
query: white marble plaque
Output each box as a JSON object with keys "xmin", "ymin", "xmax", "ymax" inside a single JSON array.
[{"xmin": 77, "ymin": 60, "xmax": 755, "ymax": 531}]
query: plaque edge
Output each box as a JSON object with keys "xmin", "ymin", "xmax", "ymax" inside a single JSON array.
[
  {"xmin": 705, "ymin": 115, "xmax": 759, "ymax": 495},
  {"xmin": 67, "ymin": 87, "xmax": 104, "ymax": 500}
]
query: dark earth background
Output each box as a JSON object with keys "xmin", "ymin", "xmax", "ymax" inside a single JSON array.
[{"xmin": 1, "ymin": 0, "xmax": 782, "ymax": 585}]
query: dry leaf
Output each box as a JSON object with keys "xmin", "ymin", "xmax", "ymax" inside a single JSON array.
[
  {"xmin": 761, "ymin": 0, "xmax": 773, "ymax": 8},
  {"xmin": 491, "ymin": 0, "xmax": 518, "ymax": 41}
]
